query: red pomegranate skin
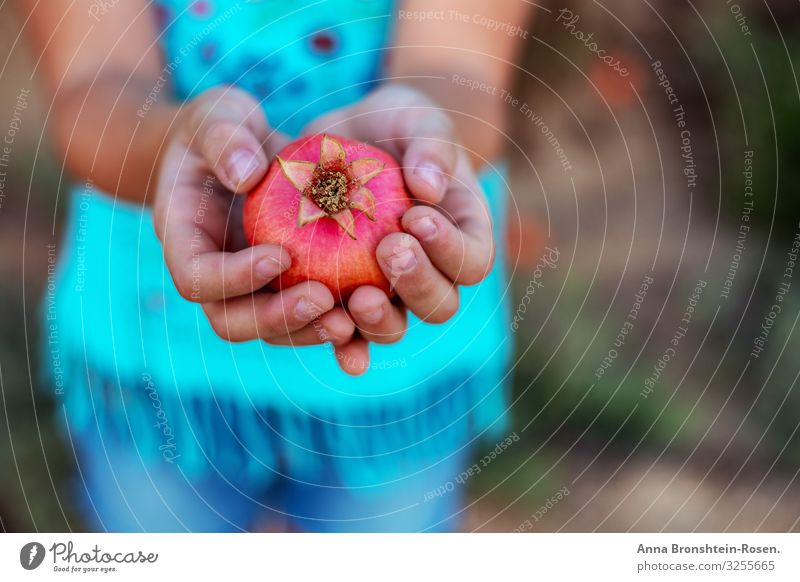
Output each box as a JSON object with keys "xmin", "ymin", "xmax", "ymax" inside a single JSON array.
[{"xmin": 244, "ymin": 134, "xmax": 413, "ymax": 302}]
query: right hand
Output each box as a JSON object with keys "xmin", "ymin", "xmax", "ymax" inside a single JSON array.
[{"xmin": 153, "ymin": 87, "xmax": 363, "ymax": 373}]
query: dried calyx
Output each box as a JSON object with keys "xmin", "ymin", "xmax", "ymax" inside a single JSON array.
[{"xmin": 278, "ymin": 134, "xmax": 385, "ymax": 239}]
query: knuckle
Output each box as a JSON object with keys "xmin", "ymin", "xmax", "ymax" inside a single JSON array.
[
  {"xmin": 401, "ymin": 269, "xmax": 436, "ymax": 300},
  {"xmin": 378, "ymin": 83, "xmax": 425, "ymax": 105},
  {"xmin": 407, "ymin": 130, "xmax": 457, "ymax": 170},
  {"xmin": 230, "ymin": 88, "xmax": 262, "ymax": 115},
  {"xmin": 326, "ymin": 327, "xmax": 351, "ymax": 345},
  {"xmin": 458, "ymin": 259, "xmax": 492, "ymax": 286},
  {"xmin": 257, "ymin": 312, "xmax": 287, "ymax": 340},
  {"xmin": 372, "ymin": 325, "xmax": 406, "ymax": 344},
  {"xmin": 207, "ymin": 314, "xmax": 234, "ymax": 342},
  {"xmin": 222, "ymin": 85, "xmax": 256, "ymax": 104},
  {"xmin": 457, "ymin": 237, "xmax": 495, "ymax": 285},
  {"xmin": 486, "ymin": 244, "xmax": 497, "ymax": 272},
  {"xmin": 457, "ymin": 270, "xmax": 485, "ymax": 287},
  {"xmin": 190, "ymin": 87, "xmax": 260, "ymax": 137},
  {"xmin": 225, "ymin": 272, "xmax": 251, "ymax": 297},
  {"xmin": 430, "ymin": 112, "xmax": 455, "ymax": 138},
  {"xmin": 404, "ymin": 105, "xmax": 452, "ymax": 137},
  {"xmin": 173, "ymin": 271, "xmax": 198, "ymax": 302},
  {"xmin": 201, "ymin": 86, "xmax": 229, "ymax": 102},
  {"xmin": 426, "ymin": 292, "xmax": 460, "ymax": 324},
  {"xmin": 204, "ymin": 86, "xmax": 258, "ymax": 111},
  {"xmin": 203, "ymin": 120, "xmax": 235, "ymax": 147}
]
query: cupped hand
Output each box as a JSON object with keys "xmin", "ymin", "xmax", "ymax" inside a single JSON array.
[
  {"xmin": 304, "ymin": 84, "xmax": 496, "ymax": 369},
  {"xmin": 153, "ymin": 87, "xmax": 358, "ymax": 371}
]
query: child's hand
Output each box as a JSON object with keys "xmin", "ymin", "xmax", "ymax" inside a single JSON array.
[
  {"xmin": 304, "ymin": 84, "xmax": 496, "ymax": 342},
  {"xmin": 153, "ymin": 87, "xmax": 358, "ymax": 360}
]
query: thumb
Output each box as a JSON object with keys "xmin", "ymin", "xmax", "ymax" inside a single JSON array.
[{"xmin": 187, "ymin": 87, "xmax": 289, "ymax": 193}]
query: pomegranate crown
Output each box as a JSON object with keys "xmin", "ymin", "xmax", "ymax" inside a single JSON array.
[{"xmin": 277, "ymin": 134, "xmax": 385, "ymax": 240}]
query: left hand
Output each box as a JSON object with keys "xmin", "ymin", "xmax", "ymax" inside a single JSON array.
[{"xmin": 304, "ymin": 84, "xmax": 496, "ymax": 374}]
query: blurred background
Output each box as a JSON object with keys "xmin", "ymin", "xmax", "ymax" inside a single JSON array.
[{"xmin": 2, "ymin": 0, "xmax": 800, "ymax": 532}]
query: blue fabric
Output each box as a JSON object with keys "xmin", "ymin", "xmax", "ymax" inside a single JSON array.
[
  {"xmin": 156, "ymin": 0, "xmax": 394, "ymax": 136},
  {"xmin": 72, "ymin": 415, "xmax": 469, "ymax": 532},
  {"xmin": 44, "ymin": 0, "xmax": 514, "ymax": 530}
]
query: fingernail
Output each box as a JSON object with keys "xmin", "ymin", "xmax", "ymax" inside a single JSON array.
[
  {"xmin": 388, "ymin": 248, "xmax": 417, "ymax": 275},
  {"xmin": 408, "ymin": 216, "xmax": 437, "ymax": 242},
  {"xmin": 295, "ymin": 297, "xmax": 323, "ymax": 321},
  {"xmin": 226, "ymin": 149, "xmax": 261, "ymax": 186},
  {"xmin": 256, "ymin": 256, "xmax": 285, "ymax": 279},
  {"xmin": 362, "ymin": 304, "xmax": 384, "ymax": 325},
  {"xmin": 414, "ymin": 162, "xmax": 447, "ymax": 198}
]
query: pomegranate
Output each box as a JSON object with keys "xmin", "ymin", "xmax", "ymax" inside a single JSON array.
[{"xmin": 244, "ymin": 134, "xmax": 413, "ymax": 302}]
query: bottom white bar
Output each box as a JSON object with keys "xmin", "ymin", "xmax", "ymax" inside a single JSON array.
[{"xmin": 2, "ymin": 533, "xmax": 797, "ymax": 580}]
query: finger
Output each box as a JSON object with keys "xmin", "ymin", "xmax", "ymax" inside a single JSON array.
[
  {"xmin": 399, "ymin": 112, "xmax": 458, "ymax": 204},
  {"xmin": 347, "ymin": 286, "xmax": 406, "ymax": 344},
  {"xmin": 363, "ymin": 85, "xmax": 457, "ymax": 203},
  {"xmin": 306, "ymin": 85, "xmax": 458, "ymax": 204},
  {"xmin": 196, "ymin": 119, "xmax": 269, "ymax": 193},
  {"xmin": 268, "ymin": 307, "xmax": 355, "ymax": 346},
  {"xmin": 195, "ymin": 87, "xmax": 271, "ymax": 137},
  {"xmin": 178, "ymin": 244, "xmax": 291, "ymax": 303},
  {"xmin": 333, "ymin": 337, "xmax": 371, "ymax": 376},
  {"xmin": 202, "ymin": 281, "xmax": 335, "ymax": 342},
  {"xmin": 402, "ymin": 203, "xmax": 494, "ymax": 286},
  {"xmin": 159, "ymin": 187, "xmax": 292, "ymax": 303},
  {"xmin": 376, "ymin": 233, "xmax": 460, "ymax": 324},
  {"xmin": 188, "ymin": 87, "xmax": 289, "ymax": 192},
  {"xmin": 157, "ymin": 162, "xmax": 293, "ymax": 302}
]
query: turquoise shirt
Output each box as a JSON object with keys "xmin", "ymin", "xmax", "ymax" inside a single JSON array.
[{"xmin": 47, "ymin": 0, "xmax": 512, "ymax": 486}]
